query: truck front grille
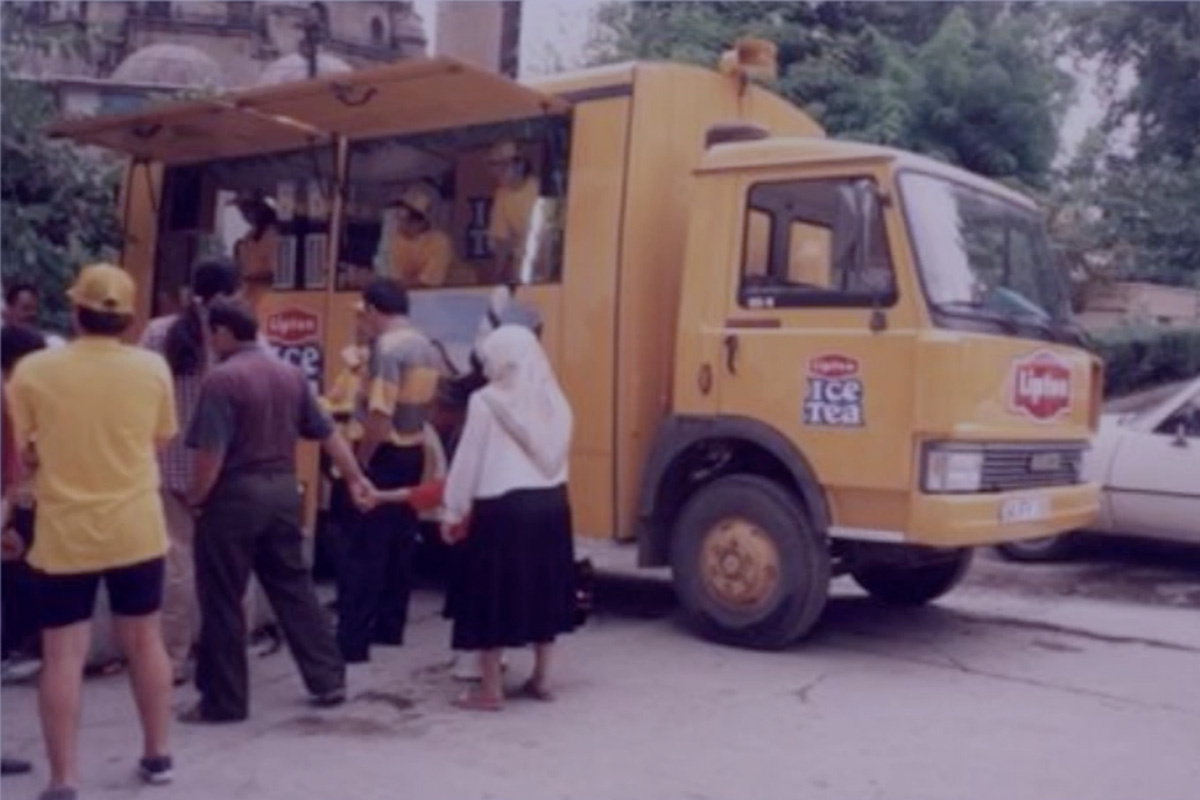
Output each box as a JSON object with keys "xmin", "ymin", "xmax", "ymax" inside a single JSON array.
[{"xmin": 980, "ymin": 444, "xmax": 1084, "ymax": 492}]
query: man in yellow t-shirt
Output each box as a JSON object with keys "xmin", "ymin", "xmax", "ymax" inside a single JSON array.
[
  {"xmin": 388, "ymin": 184, "xmax": 454, "ymax": 289},
  {"xmin": 6, "ymin": 263, "xmax": 179, "ymax": 793},
  {"xmin": 486, "ymin": 140, "xmax": 539, "ymax": 280}
]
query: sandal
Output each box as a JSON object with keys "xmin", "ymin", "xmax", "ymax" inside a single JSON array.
[
  {"xmin": 453, "ymin": 691, "xmax": 503, "ymax": 712},
  {"xmin": 518, "ymin": 679, "xmax": 555, "ymax": 702}
]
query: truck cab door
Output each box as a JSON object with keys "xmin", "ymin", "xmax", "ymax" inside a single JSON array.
[{"xmin": 712, "ymin": 169, "xmax": 919, "ymax": 535}]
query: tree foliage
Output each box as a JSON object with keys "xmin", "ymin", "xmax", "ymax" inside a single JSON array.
[
  {"xmin": 588, "ymin": 1, "xmax": 1071, "ymax": 189},
  {"xmin": 0, "ymin": 13, "xmax": 124, "ymax": 332},
  {"xmin": 1053, "ymin": 2, "xmax": 1200, "ymax": 289}
]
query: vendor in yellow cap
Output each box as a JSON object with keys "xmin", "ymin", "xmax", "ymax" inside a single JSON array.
[
  {"xmin": 486, "ymin": 140, "xmax": 539, "ymax": 280},
  {"xmin": 387, "ymin": 184, "xmax": 454, "ymax": 289},
  {"xmin": 231, "ymin": 191, "xmax": 281, "ymax": 315}
]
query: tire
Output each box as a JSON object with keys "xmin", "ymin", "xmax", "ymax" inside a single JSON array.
[
  {"xmin": 851, "ymin": 548, "xmax": 973, "ymax": 606},
  {"xmin": 994, "ymin": 534, "xmax": 1077, "ymax": 563},
  {"xmin": 670, "ymin": 475, "xmax": 830, "ymax": 650}
]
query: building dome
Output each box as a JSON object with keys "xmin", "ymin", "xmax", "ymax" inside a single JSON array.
[
  {"xmin": 111, "ymin": 43, "xmax": 226, "ymax": 88},
  {"xmin": 256, "ymin": 52, "xmax": 353, "ymax": 86}
]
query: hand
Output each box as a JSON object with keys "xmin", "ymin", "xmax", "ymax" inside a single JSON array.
[
  {"xmin": 440, "ymin": 520, "xmax": 468, "ymax": 546},
  {"xmin": 1, "ymin": 529, "xmax": 26, "ymax": 562},
  {"xmin": 349, "ymin": 475, "xmax": 377, "ymax": 512}
]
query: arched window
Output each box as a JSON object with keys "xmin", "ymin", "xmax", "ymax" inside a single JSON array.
[{"xmin": 370, "ymin": 16, "xmax": 384, "ymax": 45}]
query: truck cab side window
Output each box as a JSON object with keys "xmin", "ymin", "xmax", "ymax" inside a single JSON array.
[{"xmin": 740, "ymin": 178, "xmax": 896, "ymax": 308}]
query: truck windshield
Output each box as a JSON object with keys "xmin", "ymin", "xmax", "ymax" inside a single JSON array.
[{"xmin": 899, "ymin": 172, "xmax": 1073, "ymax": 340}]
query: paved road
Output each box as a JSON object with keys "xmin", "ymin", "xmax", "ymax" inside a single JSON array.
[{"xmin": 3, "ymin": 540, "xmax": 1198, "ymax": 800}]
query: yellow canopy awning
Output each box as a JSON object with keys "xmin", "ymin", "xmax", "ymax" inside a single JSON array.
[{"xmin": 46, "ymin": 56, "xmax": 571, "ymax": 165}]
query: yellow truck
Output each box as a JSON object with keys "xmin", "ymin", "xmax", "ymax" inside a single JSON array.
[{"xmin": 50, "ymin": 49, "xmax": 1101, "ymax": 648}]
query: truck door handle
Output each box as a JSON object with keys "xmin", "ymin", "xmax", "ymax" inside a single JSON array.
[{"xmin": 723, "ymin": 334, "xmax": 740, "ymax": 375}]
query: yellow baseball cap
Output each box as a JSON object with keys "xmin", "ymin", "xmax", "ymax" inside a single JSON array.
[
  {"xmin": 395, "ymin": 185, "xmax": 436, "ymax": 220},
  {"xmin": 67, "ymin": 263, "xmax": 136, "ymax": 315}
]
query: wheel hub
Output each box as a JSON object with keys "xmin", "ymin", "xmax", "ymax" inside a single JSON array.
[{"xmin": 699, "ymin": 517, "xmax": 780, "ymax": 609}]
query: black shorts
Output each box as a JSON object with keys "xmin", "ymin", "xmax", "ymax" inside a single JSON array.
[{"xmin": 35, "ymin": 557, "xmax": 166, "ymax": 630}]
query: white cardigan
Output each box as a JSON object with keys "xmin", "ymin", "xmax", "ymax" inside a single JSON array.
[{"xmin": 442, "ymin": 392, "xmax": 568, "ymax": 525}]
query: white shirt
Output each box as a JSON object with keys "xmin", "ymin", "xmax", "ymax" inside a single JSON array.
[{"xmin": 442, "ymin": 392, "xmax": 567, "ymax": 525}]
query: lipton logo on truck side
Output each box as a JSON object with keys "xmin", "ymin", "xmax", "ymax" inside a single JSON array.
[
  {"xmin": 804, "ymin": 354, "xmax": 864, "ymax": 427},
  {"xmin": 265, "ymin": 308, "xmax": 320, "ymax": 345},
  {"xmin": 1009, "ymin": 350, "xmax": 1072, "ymax": 422}
]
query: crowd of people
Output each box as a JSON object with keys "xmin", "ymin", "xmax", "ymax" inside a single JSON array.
[{"xmin": 0, "ymin": 262, "xmax": 580, "ymax": 800}]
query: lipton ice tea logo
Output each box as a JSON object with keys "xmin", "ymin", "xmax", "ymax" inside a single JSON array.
[
  {"xmin": 265, "ymin": 308, "xmax": 320, "ymax": 346},
  {"xmin": 804, "ymin": 354, "xmax": 864, "ymax": 427},
  {"xmin": 1010, "ymin": 350, "xmax": 1072, "ymax": 422},
  {"xmin": 265, "ymin": 308, "xmax": 324, "ymax": 394}
]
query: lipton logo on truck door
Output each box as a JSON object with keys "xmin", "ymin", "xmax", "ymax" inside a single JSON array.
[
  {"xmin": 804, "ymin": 354, "xmax": 864, "ymax": 427},
  {"xmin": 1009, "ymin": 350, "xmax": 1072, "ymax": 422},
  {"xmin": 265, "ymin": 307, "xmax": 323, "ymax": 394}
]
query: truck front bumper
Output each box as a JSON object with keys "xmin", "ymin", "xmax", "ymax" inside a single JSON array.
[{"xmin": 904, "ymin": 483, "xmax": 1101, "ymax": 549}]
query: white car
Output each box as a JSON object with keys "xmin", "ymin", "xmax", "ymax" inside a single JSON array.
[{"xmin": 998, "ymin": 375, "xmax": 1200, "ymax": 561}]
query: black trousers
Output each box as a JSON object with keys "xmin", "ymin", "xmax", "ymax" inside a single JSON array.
[
  {"xmin": 194, "ymin": 473, "xmax": 345, "ymax": 721},
  {"xmin": 1, "ymin": 507, "xmax": 38, "ymax": 658},
  {"xmin": 336, "ymin": 443, "xmax": 424, "ymax": 664}
]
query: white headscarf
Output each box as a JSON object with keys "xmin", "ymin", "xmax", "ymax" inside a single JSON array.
[{"xmin": 477, "ymin": 325, "xmax": 572, "ymax": 479}]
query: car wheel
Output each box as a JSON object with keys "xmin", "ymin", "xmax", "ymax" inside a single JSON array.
[
  {"xmin": 994, "ymin": 533, "xmax": 1077, "ymax": 563},
  {"xmin": 670, "ymin": 475, "xmax": 830, "ymax": 650},
  {"xmin": 850, "ymin": 548, "xmax": 973, "ymax": 606}
]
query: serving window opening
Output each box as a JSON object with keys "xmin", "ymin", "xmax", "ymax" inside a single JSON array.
[
  {"xmin": 152, "ymin": 146, "xmax": 338, "ymax": 316},
  {"xmin": 337, "ymin": 114, "xmax": 571, "ymax": 292}
]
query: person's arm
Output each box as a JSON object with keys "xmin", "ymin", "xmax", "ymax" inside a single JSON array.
[
  {"xmin": 184, "ymin": 380, "xmax": 233, "ymax": 508},
  {"xmin": 441, "ymin": 395, "xmax": 490, "ymax": 531},
  {"xmin": 297, "ymin": 378, "xmax": 373, "ymax": 506},
  {"xmin": 358, "ymin": 348, "xmax": 398, "ymax": 467},
  {"xmin": 419, "ymin": 233, "xmax": 454, "ymax": 288},
  {"xmin": 6, "ymin": 369, "xmax": 35, "ymax": 456},
  {"xmin": 152, "ymin": 359, "xmax": 179, "ymax": 452}
]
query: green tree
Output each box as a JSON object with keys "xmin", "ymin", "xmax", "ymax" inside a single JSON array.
[
  {"xmin": 588, "ymin": 2, "xmax": 1070, "ymax": 190},
  {"xmin": 1055, "ymin": 2, "xmax": 1200, "ymax": 288},
  {"xmin": 1, "ymin": 14, "xmax": 124, "ymax": 333},
  {"xmin": 1065, "ymin": 1, "xmax": 1200, "ymax": 164}
]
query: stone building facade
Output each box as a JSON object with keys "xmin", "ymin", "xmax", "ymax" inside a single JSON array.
[{"xmin": 7, "ymin": 1, "xmax": 429, "ymax": 114}]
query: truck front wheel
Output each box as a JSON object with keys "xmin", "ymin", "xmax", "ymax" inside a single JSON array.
[
  {"xmin": 670, "ymin": 475, "xmax": 830, "ymax": 650},
  {"xmin": 850, "ymin": 548, "xmax": 973, "ymax": 606}
]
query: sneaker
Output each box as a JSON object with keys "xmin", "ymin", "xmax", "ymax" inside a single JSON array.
[
  {"xmin": 1, "ymin": 756, "xmax": 32, "ymax": 775},
  {"xmin": 1, "ymin": 655, "xmax": 42, "ymax": 685},
  {"xmin": 310, "ymin": 688, "xmax": 346, "ymax": 708},
  {"xmin": 38, "ymin": 788, "xmax": 77, "ymax": 800},
  {"xmin": 139, "ymin": 755, "xmax": 174, "ymax": 785}
]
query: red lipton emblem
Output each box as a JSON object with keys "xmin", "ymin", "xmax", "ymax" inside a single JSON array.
[
  {"xmin": 809, "ymin": 354, "xmax": 860, "ymax": 379},
  {"xmin": 265, "ymin": 308, "xmax": 320, "ymax": 345},
  {"xmin": 1010, "ymin": 350, "xmax": 1072, "ymax": 421}
]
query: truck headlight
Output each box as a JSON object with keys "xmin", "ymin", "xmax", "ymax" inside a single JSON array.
[{"xmin": 923, "ymin": 446, "xmax": 984, "ymax": 493}]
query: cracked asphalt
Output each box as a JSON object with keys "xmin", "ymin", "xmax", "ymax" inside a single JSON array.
[{"xmin": 2, "ymin": 539, "xmax": 1198, "ymax": 800}]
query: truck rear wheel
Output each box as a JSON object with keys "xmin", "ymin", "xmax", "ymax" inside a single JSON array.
[
  {"xmin": 670, "ymin": 475, "xmax": 830, "ymax": 650},
  {"xmin": 850, "ymin": 548, "xmax": 973, "ymax": 606}
]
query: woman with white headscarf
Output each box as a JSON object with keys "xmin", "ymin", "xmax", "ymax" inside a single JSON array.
[{"xmin": 440, "ymin": 324, "xmax": 575, "ymax": 711}]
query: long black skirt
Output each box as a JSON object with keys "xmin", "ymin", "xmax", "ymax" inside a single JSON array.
[{"xmin": 450, "ymin": 485, "xmax": 577, "ymax": 652}]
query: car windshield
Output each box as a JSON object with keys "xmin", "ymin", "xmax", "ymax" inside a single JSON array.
[{"xmin": 899, "ymin": 172, "xmax": 1072, "ymax": 332}]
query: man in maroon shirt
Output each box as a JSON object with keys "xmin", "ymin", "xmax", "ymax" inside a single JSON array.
[{"xmin": 183, "ymin": 300, "xmax": 370, "ymax": 723}]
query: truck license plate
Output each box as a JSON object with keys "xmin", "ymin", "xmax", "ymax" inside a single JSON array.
[{"xmin": 1000, "ymin": 496, "xmax": 1050, "ymax": 524}]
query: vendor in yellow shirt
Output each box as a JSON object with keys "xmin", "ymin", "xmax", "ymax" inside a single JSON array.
[
  {"xmin": 486, "ymin": 140, "xmax": 539, "ymax": 280},
  {"xmin": 388, "ymin": 185, "xmax": 454, "ymax": 289},
  {"xmin": 232, "ymin": 192, "xmax": 281, "ymax": 315}
]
